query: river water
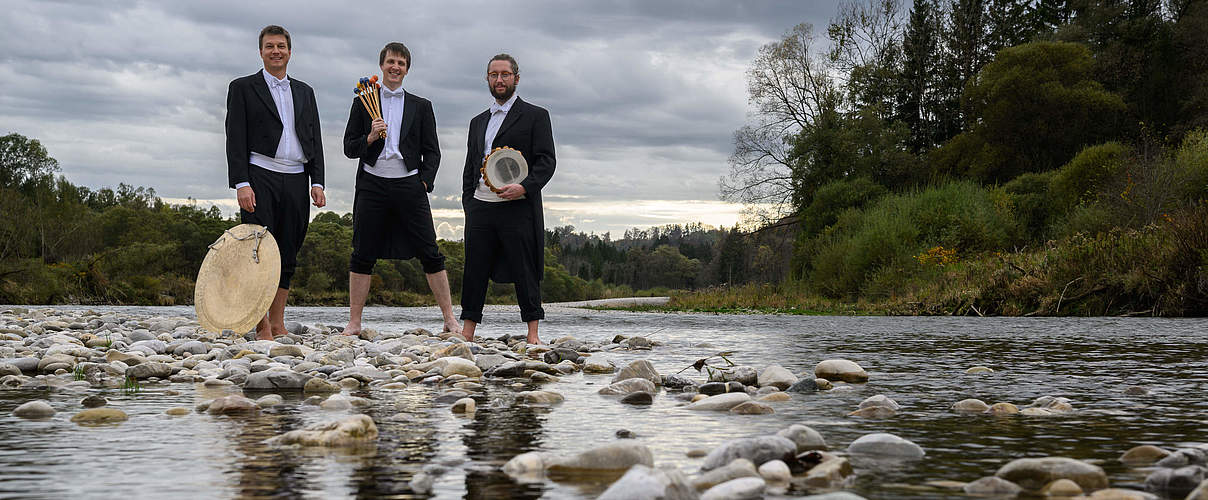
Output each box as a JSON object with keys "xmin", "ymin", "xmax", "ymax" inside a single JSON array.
[{"xmin": 1, "ymin": 305, "xmax": 1206, "ymax": 499}]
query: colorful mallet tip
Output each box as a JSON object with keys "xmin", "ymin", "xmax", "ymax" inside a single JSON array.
[{"xmin": 370, "ymin": 75, "xmax": 378, "ymax": 83}]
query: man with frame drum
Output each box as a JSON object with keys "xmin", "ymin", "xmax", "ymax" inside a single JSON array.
[
  {"xmin": 342, "ymin": 42, "xmax": 461, "ymax": 337},
  {"xmin": 225, "ymin": 25, "xmax": 326, "ymax": 340},
  {"xmin": 459, "ymin": 53, "xmax": 556, "ymax": 344}
]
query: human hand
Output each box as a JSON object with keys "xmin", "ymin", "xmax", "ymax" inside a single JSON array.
[
  {"xmin": 498, "ymin": 184, "xmax": 526, "ymax": 200},
  {"xmin": 367, "ymin": 119, "xmax": 386, "ymax": 143},
  {"xmin": 311, "ymin": 186, "xmax": 326, "ymax": 208},
  {"xmin": 237, "ymin": 186, "xmax": 256, "ymax": 212}
]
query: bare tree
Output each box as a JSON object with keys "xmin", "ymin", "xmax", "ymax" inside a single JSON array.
[
  {"xmin": 720, "ymin": 23, "xmax": 841, "ymax": 227},
  {"xmin": 827, "ymin": 0, "xmax": 906, "ymax": 78}
]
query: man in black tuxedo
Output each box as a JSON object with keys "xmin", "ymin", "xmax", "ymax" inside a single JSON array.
[
  {"xmin": 460, "ymin": 53, "xmax": 556, "ymax": 344},
  {"xmin": 225, "ymin": 25, "xmax": 325, "ymax": 340},
  {"xmin": 342, "ymin": 42, "xmax": 460, "ymax": 336}
]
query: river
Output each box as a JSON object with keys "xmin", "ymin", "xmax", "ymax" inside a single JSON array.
[{"xmin": 1, "ymin": 304, "xmax": 1206, "ymax": 499}]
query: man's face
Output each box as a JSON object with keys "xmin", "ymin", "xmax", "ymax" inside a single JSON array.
[
  {"xmin": 380, "ymin": 51, "xmax": 409, "ymax": 89},
  {"xmin": 260, "ymin": 34, "xmax": 291, "ymax": 75},
  {"xmin": 486, "ymin": 60, "xmax": 517, "ymax": 101}
]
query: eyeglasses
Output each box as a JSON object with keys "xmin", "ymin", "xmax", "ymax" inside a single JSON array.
[{"xmin": 486, "ymin": 71, "xmax": 515, "ymax": 81}]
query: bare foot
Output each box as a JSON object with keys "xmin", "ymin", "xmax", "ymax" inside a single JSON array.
[
  {"xmin": 271, "ymin": 326, "xmax": 289, "ymax": 338},
  {"xmin": 255, "ymin": 326, "xmax": 274, "ymax": 341},
  {"xmin": 526, "ymin": 337, "xmax": 544, "ymax": 345},
  {"xmin": 443, "ymin": 320, "xmax": 463, "ymax": 335},
  {"xmin": 342, "ymin": 323, "xmax": 361, "ymax": 337}
]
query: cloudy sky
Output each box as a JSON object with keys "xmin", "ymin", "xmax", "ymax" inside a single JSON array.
[{"xmin": 1, "ymin": 0, "xmax": 836, "ymax": 239}]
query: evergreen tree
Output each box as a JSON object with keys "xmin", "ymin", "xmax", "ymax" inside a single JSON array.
[
  {"xmin": 898, "ymin": 0, "xmax": 944, "ymax": 151},
  {"xmin": 937, "ymin": 0, "xmax": 990, "ymax": 141}
]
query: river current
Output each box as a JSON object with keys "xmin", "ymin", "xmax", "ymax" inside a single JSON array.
[{"xmin": 1, "ymin": 304, "xmax": 1205, "ymax": 499}]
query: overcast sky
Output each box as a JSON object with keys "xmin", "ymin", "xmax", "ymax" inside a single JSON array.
[{"xmin": 0, "ymin": 0, "xmax": 836, "ymax": 239}]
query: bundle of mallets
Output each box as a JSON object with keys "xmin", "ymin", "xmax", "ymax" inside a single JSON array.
[{"xmin": 355, "ymin": 75, "xmax": 386, "ymax": 138}]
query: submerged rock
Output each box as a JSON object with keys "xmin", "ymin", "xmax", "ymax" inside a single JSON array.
[
  {"xmin": 683, "ymin": 393, "xmax": 751, "ymax": 411},
  {"xmin": 1121, "ymin": 445, "xmax": 1170, "ymax": 466},
  {"xmin": 612, "ymin": 360, "xmax": 661, "ymax": 386},
  {"xmin": 962, "ymin": 476, "xmax": 1022, "ymax": 495},
  {"xmin": 701, "ymin": 435, "xmax": 797, "ymax": 471},
  {"xmin": 846, "ymin": 433, "xmax": 924, "ymax": 458},
  {"xmin": 599, "ymin": 378, "xmax": 657, "ymax": 395},
  {"xmin": 700, "ymin": 476, "xmax": 765, "ymax": 500},
  {"xmin": 547, "ymin": 443, "xmax": 655, "ymax": 474},
  {"xmin": 71, "ymin": 408, "xmax": 128, "ymax": 425},
  {"xmin": 12, "ymin": 400, "xmax": 55, "ymax": 419},
  {"xmin": 265, "ymin": 415, "xmax": 378, "ymax": 448},
  {"xmin": 598, "ymin": 464, "xmax": 696, "ymax": 500},
  {"xmin": 814, "ymin": 359, "xmax": 868, "ymax": 383},
  {"xmin": 994, "ymin": 456, "xmax": 1108, "ymax": 492}
]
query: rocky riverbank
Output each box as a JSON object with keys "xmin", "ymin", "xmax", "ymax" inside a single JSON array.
[{"xmin": 2, "ymin": 306, "xmax": 1207, "ymax": 499}]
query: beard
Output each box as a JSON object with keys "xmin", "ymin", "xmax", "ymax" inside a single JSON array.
[{"xmin": 490, "ymin": 82, "xmax": 516, "ymax": 101}]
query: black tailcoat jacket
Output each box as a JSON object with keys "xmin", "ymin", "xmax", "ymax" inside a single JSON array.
[
  {"xmin": 225, "ymin": 71, "xmax": 324, "ymax": 188},
  {"xmin": 462, "ymin": 97, "xmax": 556, "ymax": 283},
  {"xmin": 342, "ymin": 90, "xmax": 442, "ymax": 260}
]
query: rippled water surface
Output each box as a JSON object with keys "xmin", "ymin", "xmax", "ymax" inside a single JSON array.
[{"xmin": 2, "ymin": 305, "xmax": 1207, "ymax": 499}]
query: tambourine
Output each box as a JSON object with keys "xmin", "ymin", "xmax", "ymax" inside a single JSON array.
[{"xmin": 481, "ymin": 147, "xmax": 528, "ymax": 193}]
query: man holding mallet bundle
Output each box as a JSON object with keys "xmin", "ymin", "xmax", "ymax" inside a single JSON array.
[
  {"xmin": 225, "ymin": 25, "xmax": 325, "ymax": 340},
  {"xmin": 459, "ymin": 53, "xmax": 556, "ymax": 344},
  {"xmin": 342, "ymin": 42, "xmax": 461, "ymax": 337}
]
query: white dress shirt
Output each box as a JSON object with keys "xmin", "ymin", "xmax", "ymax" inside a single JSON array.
[
  {"xmin": 365, "ymin": 85, "xmax": 416, "ymax": 179},
  {"xmin": 236, "ymin": 69, "xmax": 321, "ymax": 190},
  {"xmin": 474, "ymin": 93, "xmax": 522, "ymax": 202}
]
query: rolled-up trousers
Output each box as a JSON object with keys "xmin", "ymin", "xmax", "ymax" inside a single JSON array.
[
  {"xmin": 240, "ymin": 166, "xmax": 309, "ymax": 290},
  {"xmin": 459, "ymin": 198, "xmax": 544, "ymax": 323}
]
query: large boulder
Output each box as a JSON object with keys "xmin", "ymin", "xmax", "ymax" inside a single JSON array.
[
  {"xmin": 700, "ymin": 435, "xmax": 797, "ymax": 471},
  {"xmin": 244, "ymin": 369, "xmax": 311, "ymax": 391},
  {"xmin": 265, "ymin": 415, "xmax": 378, "ymax": 447},
  {"xmin": 994, "ymin": 456, "xmax": 1108, "ymax": 492},
  {"xmin": 846, "ymin": 433, "xmax": 924, "ymax": 458},
  {"xmin": 757, "ymin": 365, "xmax": 797, "ymax": 390},
  {"xmin": 599, "ymin": 465, "xmax": 697, "ymax": 500},
  {"xmin": 683, "ymin": 393, "xmax": 751, "ymax": 411},
  {"xmin": 547, "ymin": 443, "xmax": 655, "ymax": 475},
  {"xmin": 814, "ymin": 359, "xmax": 868, "ymax": 383},
  {"xmin": 612, "ymin": 360, "xmax": 661, "ymax": 386}
]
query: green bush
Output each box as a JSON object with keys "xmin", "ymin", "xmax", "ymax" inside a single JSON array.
[
  {"xmin": 1171, "ymin": 129, "xmax": 1208, "ymax": 203},
  {"xmin": 1001, "ymin": 171, "xmax": 1056, "ymax": 238},
  {"xmin": 806, "ymin": 181, "xmax": 1020, "ymax": 298},
  {"xmin": 1049, "ymin": 142, "xmax": 1131, "ymax": 210}
]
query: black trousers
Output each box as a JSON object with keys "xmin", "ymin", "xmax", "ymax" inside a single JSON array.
[
  {"xmin": 460, "ymin": 199, "xmax": 544, "ymax": 323},
  {"xmin": 240, "ymin": 166, "xmax": 310, "ymax": 290},
  {"xmin": 349, "ymin": 173, "xmax": 446, "ymax": 274}
]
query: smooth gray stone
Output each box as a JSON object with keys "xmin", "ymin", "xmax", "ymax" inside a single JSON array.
[
  {"xmin": 700, "ymin": 477, "xmax": 765, "ymax": 500},
  {"xmin": 620, "ymin": 391, "xmax": 654, "ymax": 405},
  {"xmin": 847, "ymin": 433, "xmax": 924, "ymax": 458},
  {"xmin": 1145, "ymin": 465, "xmax": 1206, "ymax": 496},
  {"xmin": 612, "ymin": 359, "xmax": 661, "ymax": 386},
  {"xmin": 599, "ymin": 378, "xmax": 657, "ymax": 396},
  {"xmin": 699, "ymin": 382, "xmax": 727, "ymax": 396},
  {"xmin": 599, "ymin": 465, "xmax": 697, "ymax": 500},
  {"xmin": 126, "ymin": 362, "xmax": 172, "ymax": 379},
  {"xmin": 244, "ymin": 370, "xmax": 312, "ymax": 391},
  {"xmin": 13, "ymin": 400, "xmax": 55, "ymax": 419},
  {"xmin": 701, "ymin": 436, "xmax": 797, "ymax": 471},
  {"xmin": 785, "ymin": 378, "xmax": 818, "ymax": 393},
  {"xmin": 172, "ymin": 341, "xmax": 208, "ymax": 356}
]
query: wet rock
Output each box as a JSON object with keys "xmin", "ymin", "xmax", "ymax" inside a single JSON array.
[
  {"xmin": 814, "ymin": 359, "xmax": 868, "ymax": 383},
  {"xmin": 1041, "ymin": 478, "xmax": 1083, "ymax": 496},
  {"xmin": 256, "ymin": 394, "xmax": 284, "ymax": 407},
  {"xmin": 626, "ymin": 337, "xmax": 652, "ymax": 349},
  {"xmin": 995, "ymin": 456, "xmax": 1108, "ymax": 492},
  {"xmin": 758, "ymin": 392, "xmax": 790, "ymax": 402},
  {"xmin": 1030, "ymin": 396, "xmax": 1074, "ymax": 412},
  {"xmin": 966, "ymin": 366, "xmax": 994, "ymax": 374},
  {"xmin": 430, "ymin": 343, "xmax": 474, "ymax": 361},
  {"xmin": 662, "ymin": 374, "xmax": 697, "ymax": 390},
  {"xmin": 268, "ymin": 344, "xmax": 305, "ymax": 358},
  {"xmin": 1082, "ymin": 488, "xmax": 1160, "ymax": 499},
  {"xmin": 583, "ymin": 360, "xmax": 616, "ymax": 374},
  {"xmin": 777, "ymin": 424, "xmax": 827, "ymax": 452},
  {"xmin": 708, "ymin": 366, "xmax": 757, "ymax": 387},
  {"xmin": 517, "ymin": 391, "xmax": 565, "ymax": 405},
  {"xmin": 952, "ymin": 398, "xmax": 990, "ymax": 412},
  {"xmin": 757, "ymin": 365, "xmax": 797, "ymax": 390},
  {"xmin": 452, "ymin": 398, "xmax": 476, "ymax": 414},
  {"xmin": 785, "ymin": 378, "xmax": 819, "ymax": 393},
  {"xmin": 320, "ymin": 394, "xmax": 354, "ymax": 410},
  {"xmin": 1187, "ymin": 480, "xmax": 1208, "ymax": 500},
  {"xmin": 683, "ymin": 393, "xmax": 751, "ymax": 411},
  {"xmin": 474, "ymin": 354, "xmax": 507, "ymax": 372},
  {"xmin": 803, "ymin": 457, "xmax": 853, "ymax": 489},
  {"xmin": 621, "ymin": 391, "xmax": 654, "ymax": 405},
  {"xmin": 13, "ymin": 400, "xmax": 55, "ymax": 419},
  {"xmin": 0, "ymin": 362, "xmax": 20, "ymax": 377},
  {"xmin": 529, "ymin": 371, "xmax": 559, "ymax": 383},
  {"xmin": 1156, "ymin": 448, "xmax": 1208, "ymax": 467},
  {"xmin": 1021, "ymin": 407, "xmax": 1054, "ymax": 416},
  {"xmin": 729, "ymin": 401, "xmax": 773, "ymax": 415},
  {"xmin": 1144, "ymin": 465, "xmax": 1206, "ymax": 497},
  {"xmin": 303, "ymin": 377, "xmax": 341, "ymax": 393},
  {"xmin": 598, "ymin": 464, "xmax": 697, "ymax": 500},
  {"xmin": 599, "ymin": 378, "xmax": 657, "ymax": 396},
  {"xmin": 848, "ymin": 406, "xmax": 896, "ymax": 418},
  {"xmin": 542, "ymin": 348, "xmax": 581, "ymax": 365},
  {"xmin": 847, "ymin": 433, "xmax": 924, "ymax": 458},
  {"xmin": 701, "ymin": 435, "xmax": 797, "ymax": 471},
  {"xmin": 207, "ymin": 395, "xmax": 260, "ymax": 415},
  {"xmin": 165, "ymin": 407, "xmax": 190, "ymax": 416},
  {"xmin": 38, "ymin": 353, "xmax": 76, "ymax": 373},
  {"xmin": 700, "ymin": 477, "xmax": 765, "ymax": 500},
  {"xmin": 440, "ymin": 357, "xmax": 483, "ymax": 378},
  {"xmin": 987, "ymin": 402, "xmax": 1019, "ymax": 415},
  {"xmin": 488, "ymin": 361, "xmax": 527, "ymax": 378},
  {"xmin": 71, "ymin": 408, "xmax": 128, "ymax": 425},
  {"xmin": 126, "ymin": 362, "xmax": 172, "ymax": 379},
  {"xmin": 172, "ymin": 341, "xmax": 209, "ymax": 356},
  {"xmin": 962, "ymin": 476, "xmax": 1022, "ymax": 495},
  {"xmin": 503, "ymin": 451, "xmax": 550, "ymax": 478},
  {"xmin": 245, "ymin": 370, "xmax": 311, "ymax": 391},
  {"xmin": 1121, "ymin": 445, "xmax": 1170, "ymax": 466},
  {"xmin": 799, "ymin": 493, "xmax": 867, "ymax": 500},
  {"xmin": 694, "ymin": 459, "xmax": 758, "ymax": 490},
  {"xmin": 699, "ymin": 382, "xmax": 728, "ymax": 396},
  {"xmin": 859, "ymin": 394, "xmax": 900, "ymax": 410},
  {"xmin": 81, "ymin": 395, "xmax": 107, "ymax": 408},
  {"xmin": 329, "ymin": 365, "xmax": 389, "ymax": 383},
  {"xmin": 105, "ymin": 351, "xmax": 143, "ymax": 365},
  {"xmin": 758, "ymin": 460, "xmax": 791, "ymax": 483},
  {"xmin": 612, "ymin": 360, "xmax": 661, "ymax": 386},
  {"xmin": 266, "ymin": 414, "xmax": 378, "ymax": 447},
  {"xmin": 616, "ymin": 429, "xmax": 635, "ymax": 439},
  {"xmin": 547, "ymin": 442, "xmax": 654, "ymax": 474}
]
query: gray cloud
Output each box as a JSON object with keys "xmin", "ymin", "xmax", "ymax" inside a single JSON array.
[{"xmin": 0, "ymin": 0, "xmax": 836, "ymax": 235}]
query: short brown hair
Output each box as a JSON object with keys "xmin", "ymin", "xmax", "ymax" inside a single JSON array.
[
  {"xmin": 379, "ymin": 42, "xmax": 411, "ymax": 68},
  {"xmin": 259, "ymin": 25, "xmax": 291, "ymax": 49},
  {"xmin": 488, "ymin": 53, "xmax": 518, "ymax": 75}
]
